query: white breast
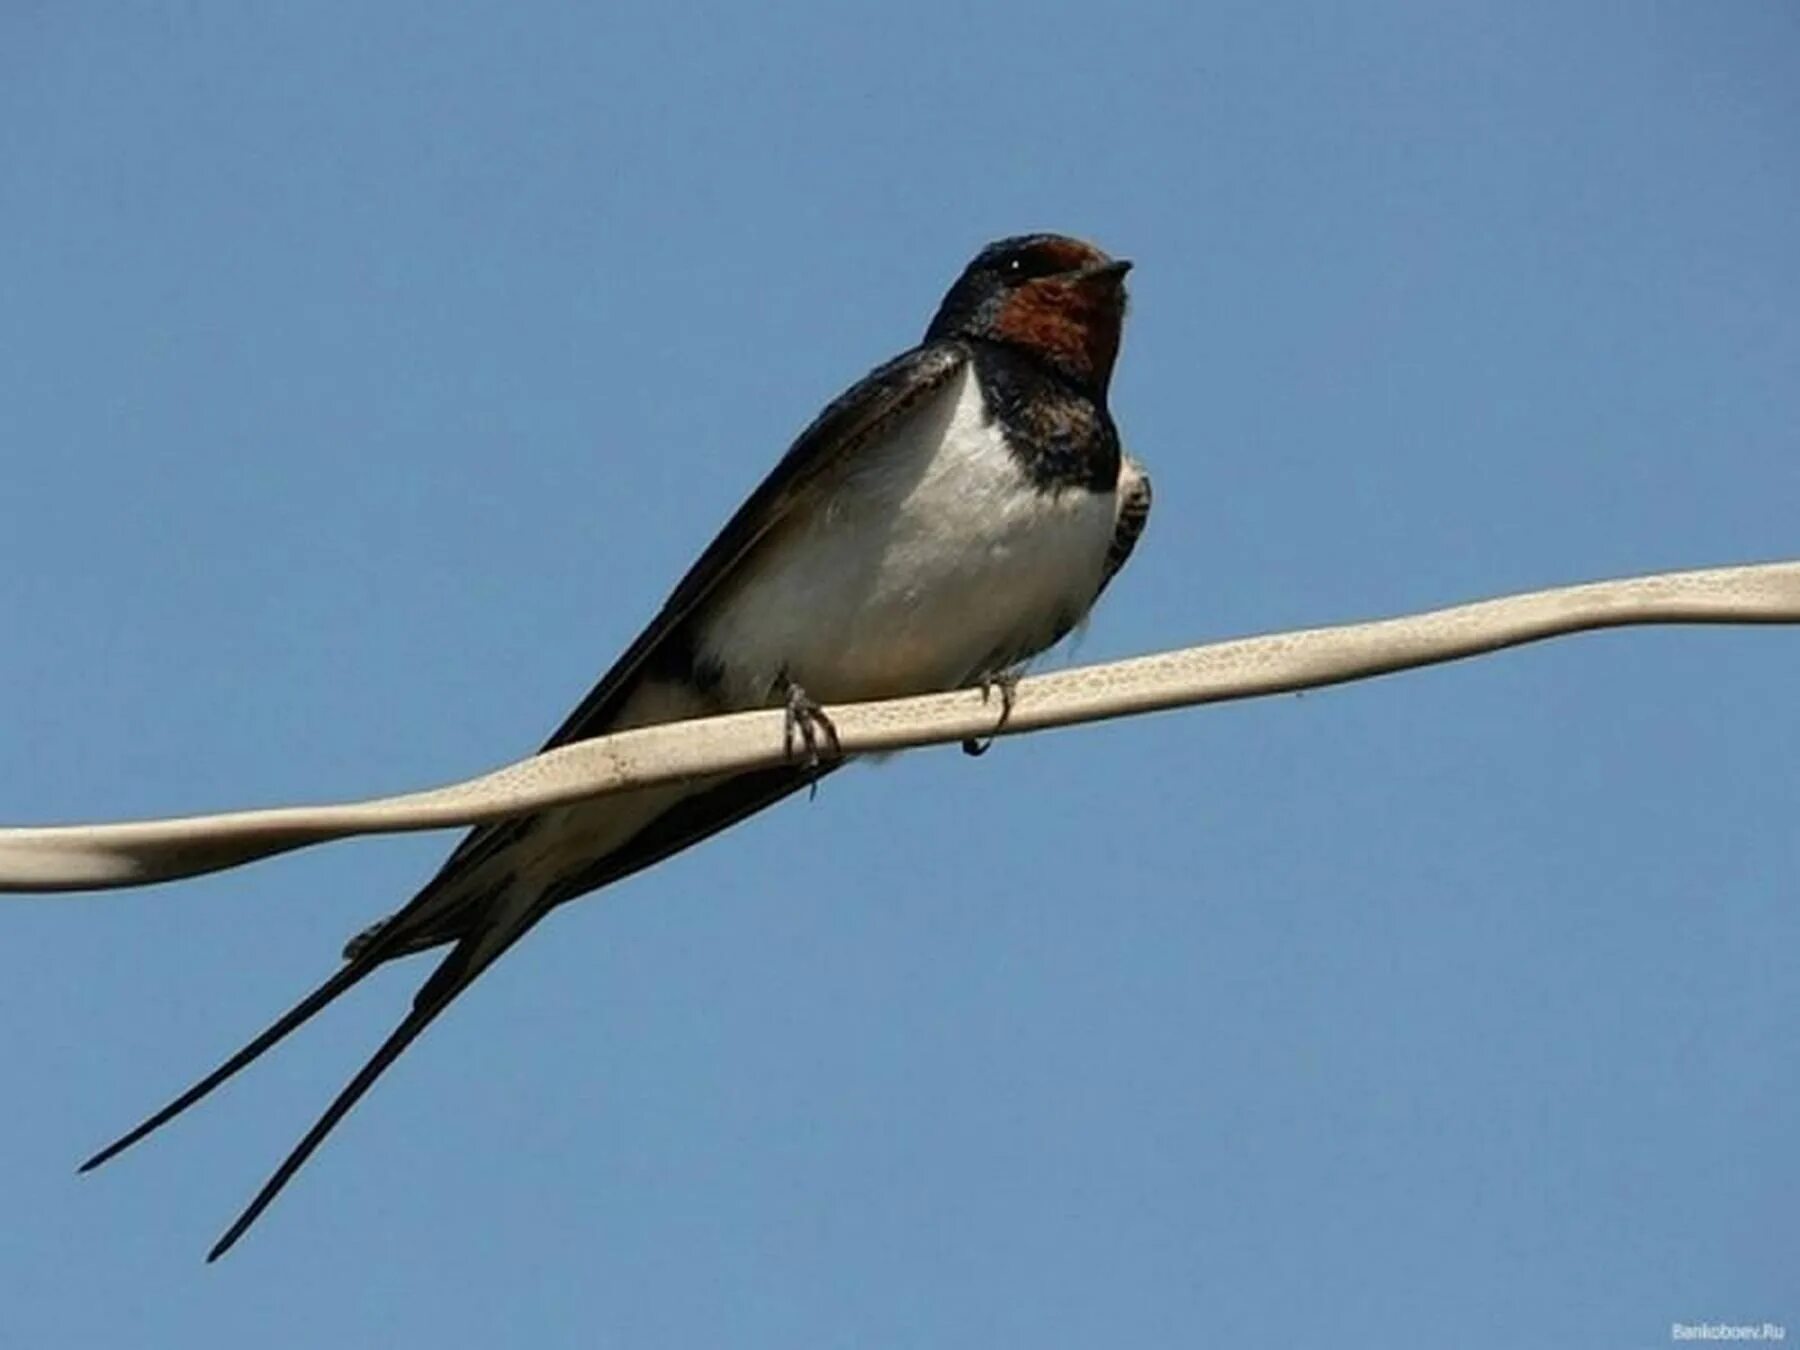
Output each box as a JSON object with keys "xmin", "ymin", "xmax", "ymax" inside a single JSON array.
[{"xmin": 695, "ymin": 363, "xmax": 1117, "ymax": 705}]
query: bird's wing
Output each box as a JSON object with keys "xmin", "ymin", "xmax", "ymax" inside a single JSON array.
[
  {"xmin": 366, "ymin": 339, "xmax": 970, "ymax": 948},
  {"xmin": 1100, "ymin": 452, "xmax": 1152, "ymax": 590},
  {"xmin": 548, "ymin": 340, "xmax": 971, "ymax": 747},
  {"xmin": 81, "ymin": 341, "xmax": 971, "ymax": 1258}
]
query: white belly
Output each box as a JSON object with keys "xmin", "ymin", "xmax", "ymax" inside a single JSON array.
[
  {"xmin": 695, "ymin": 364, "xmax": 1117, "ymax": 705},
  {"xmin": 436, "ymin": 366, "xmax": 1116, "ymax": 902}
]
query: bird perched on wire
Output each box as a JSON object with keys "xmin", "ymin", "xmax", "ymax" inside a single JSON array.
[{"xmin": 81, "ymin": 231, "xmax": 1153, "ymax": 1259}]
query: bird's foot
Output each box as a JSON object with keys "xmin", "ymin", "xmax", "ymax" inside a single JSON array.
[
  {"xmin": 782, "ymin": 680, "xmax": 842, "ymax": 796},
  {"xmin": 962, "ymin": 667, "xmax": 1023, "ymax": 757}
]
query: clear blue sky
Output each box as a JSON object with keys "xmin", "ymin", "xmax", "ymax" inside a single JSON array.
[{"xmin": 2, "ymin": 3, "xmax": 1794, "ymax": 1344}]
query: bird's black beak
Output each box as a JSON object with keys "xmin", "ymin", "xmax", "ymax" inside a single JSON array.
[{"xmin": 1082, "ymin": 259, "xmax": 1133, "ymax": 284}]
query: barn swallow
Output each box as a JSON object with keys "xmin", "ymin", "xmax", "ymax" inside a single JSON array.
[{"xmin": 80, "ymin": 232, "xmax": 1153, "ymax": 1258}]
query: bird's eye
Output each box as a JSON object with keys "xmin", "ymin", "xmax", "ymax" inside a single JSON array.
[
  {"xmin": 1000, "ymin": 251, "xmax": 1051, "ymax": 281},
  {"xmin": 987, "ymin": 241, "xmax": 1081, "ymax": 285}
]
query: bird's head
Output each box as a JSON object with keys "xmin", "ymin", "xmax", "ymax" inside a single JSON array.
[{"xmin": 926, "ymin": 234, "xmax": 1131, "ymax": 394}]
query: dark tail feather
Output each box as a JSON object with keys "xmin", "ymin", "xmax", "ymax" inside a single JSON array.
[
  {"xmin": 79, "ymin": 959, "xmax": 378, "ymax": 1174},
  {"xmin": 205, "ymin": 913, "xmax": 545, "ymax": 1262}
]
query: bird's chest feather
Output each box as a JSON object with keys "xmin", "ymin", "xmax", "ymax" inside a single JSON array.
[{"xmin": 697, "ymin": 365, "xmax": 1116, "ymax": 704}]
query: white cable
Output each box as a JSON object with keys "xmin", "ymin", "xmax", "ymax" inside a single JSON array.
[{"xmin": 3, "ymin": 560, "xmax": 1796, "ymax": 893}]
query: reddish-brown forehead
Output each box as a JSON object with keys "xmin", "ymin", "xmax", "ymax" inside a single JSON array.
[{"xmin": 1034, "ymin": 237, "xmax": 1109, "ymax": 271}]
